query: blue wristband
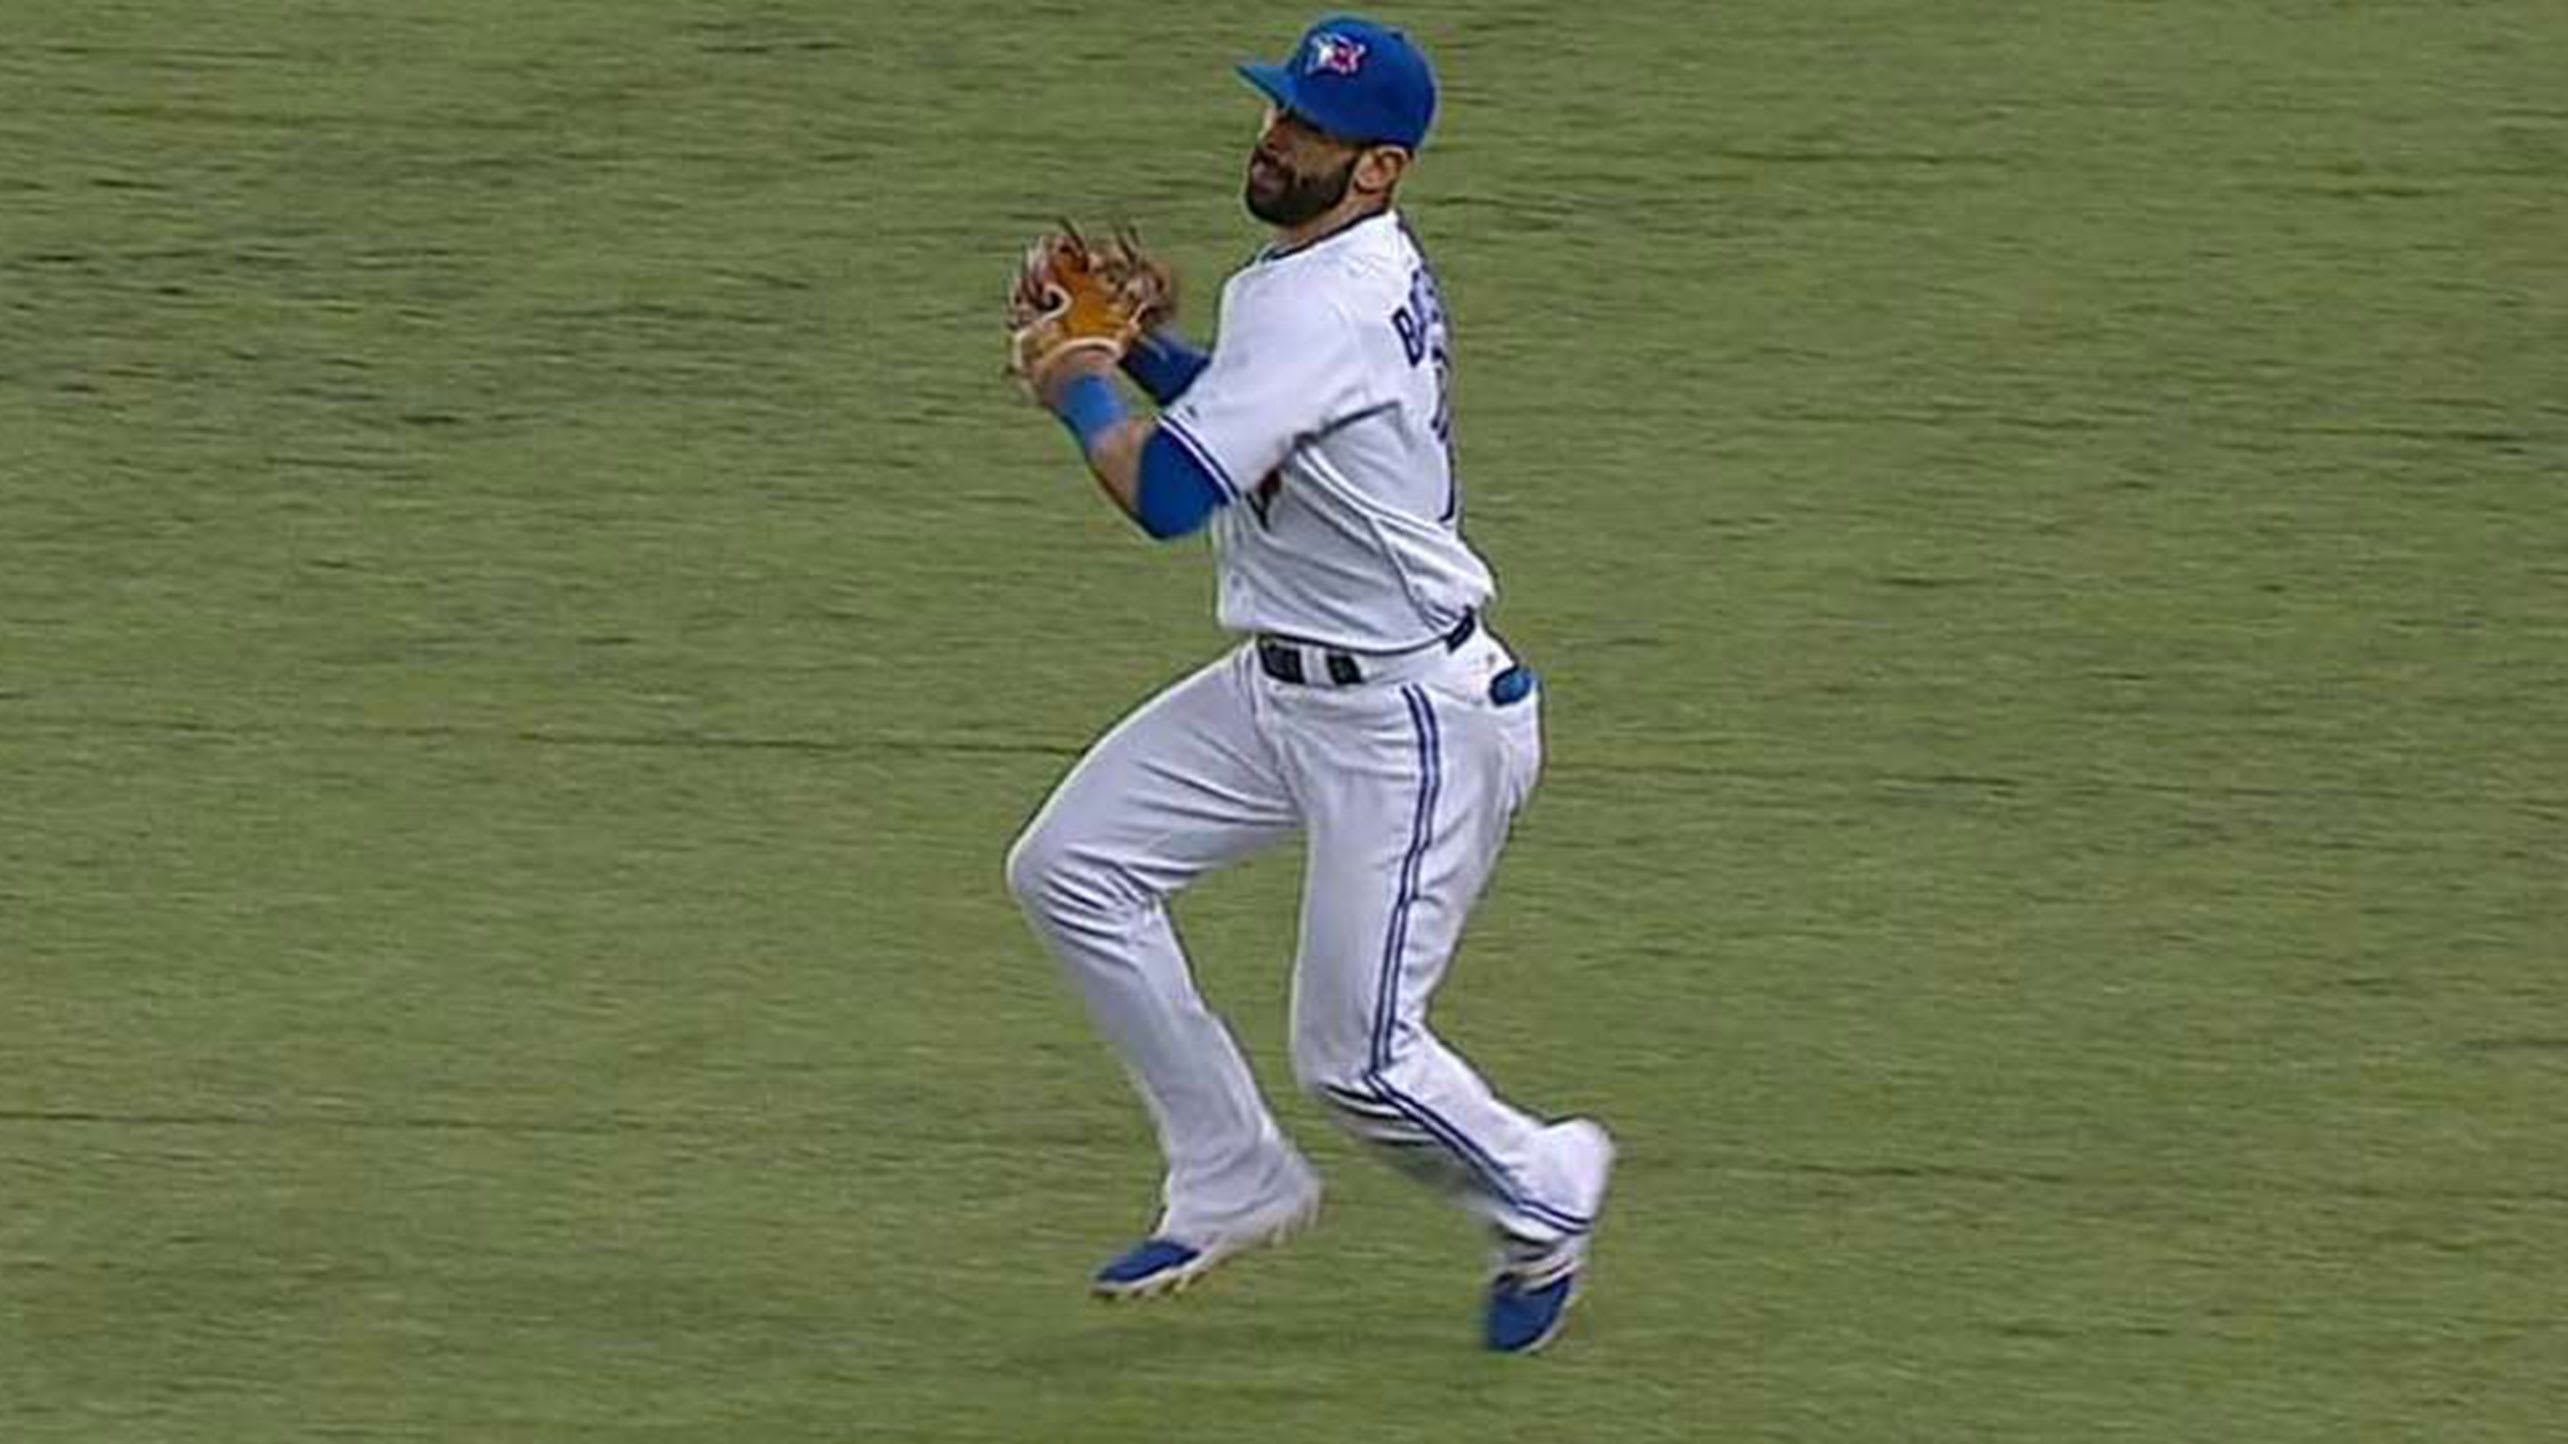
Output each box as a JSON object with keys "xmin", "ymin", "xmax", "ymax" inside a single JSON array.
[{"xmin": 1053, "ymin": 374, "xmax": 1128, "ymax": 454}]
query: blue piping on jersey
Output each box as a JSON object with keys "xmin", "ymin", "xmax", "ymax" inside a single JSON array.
[
  {"xmin": 1310, "ymin": 399, "xmax": 1399, "ymax": 439},
  {"xmin": 1156, "ymin": 415, "xmax": 1241, "ymax": 502}
]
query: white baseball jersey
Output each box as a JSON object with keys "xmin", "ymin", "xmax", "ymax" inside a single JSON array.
[{"xmin": 1158, "ymin": 211, "xmax": 1495, "ymax": 652}]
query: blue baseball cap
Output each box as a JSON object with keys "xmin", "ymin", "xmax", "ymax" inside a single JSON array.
[{"xmin": 1237, "ymin": 16, "xmax": 1438, "ymax": 152}]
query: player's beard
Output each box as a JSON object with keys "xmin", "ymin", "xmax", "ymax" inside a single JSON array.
[{"xmin": 1245, "ymin": 150, "xmax": 1358, "ymax": 228}]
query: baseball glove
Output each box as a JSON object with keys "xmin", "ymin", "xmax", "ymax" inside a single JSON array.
[{"xmin": 1006, "ymin": 221, "xmax": 1175, "ymax": 393}]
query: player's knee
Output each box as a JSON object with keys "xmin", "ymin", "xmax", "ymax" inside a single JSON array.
[
  {"xmin": 1003, "ymin": 821, "xmax": 1067, "ymax": 911},
  {"xmin": 1004, "ymin": 816, "xmax": 1118, "ymax": 916}
]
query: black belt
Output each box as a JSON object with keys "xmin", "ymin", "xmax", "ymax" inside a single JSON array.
[{"xmin": 1256, "ymin": 612, "xmax": 1477, "ymax": 686}]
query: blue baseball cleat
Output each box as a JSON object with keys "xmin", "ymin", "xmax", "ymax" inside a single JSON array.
[
  {"xmin": 1484, "ymin": 1231, "xmax": 1590, "ymax": 1353},
  {"xmin": 1094, "ymin": 1237, "xmax": 1212, "ymax": 1294},
  {"xmin": 1484, "ymin": 1117, "xmax": 1613, "ymax": 1353},
  {"xmin": 1090, "ymin": 1174, "xmax": 1322, "ymax": 1301}
]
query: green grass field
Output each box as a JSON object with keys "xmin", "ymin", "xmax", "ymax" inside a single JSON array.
[{"xmin": 6, "ymin": 1, "xmax": 2565, "ymax": 1439}]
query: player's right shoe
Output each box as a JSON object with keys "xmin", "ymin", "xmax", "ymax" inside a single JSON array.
[
  {"xmin": 1484, "ymin": 1117, "xmax": 1615, "ymax": 1354},
  {"xmin": 1089, "ymin": 1168, "xmax": 1323, "ymax": 1301}
]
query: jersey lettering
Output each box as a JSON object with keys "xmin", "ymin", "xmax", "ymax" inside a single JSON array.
[
  {"xmin": 1390, "ymin": 265, "xmax": 1459, "ymax": 520},
  {"xmin": 1389, "ymin": 265, "xmax": 1446, "ymax": 366}
]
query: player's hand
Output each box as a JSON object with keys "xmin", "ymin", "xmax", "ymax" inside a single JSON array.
[{"xmin": 1007, "ymin": 221, "xmax": 1174, "ymax": 396}]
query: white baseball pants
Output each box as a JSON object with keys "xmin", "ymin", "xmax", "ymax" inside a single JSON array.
[{"xmin": 1006, "ymin": 630, "xmax": 1599, "ymax": 1246}]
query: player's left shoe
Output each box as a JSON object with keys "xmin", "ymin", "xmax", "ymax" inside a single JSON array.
[
  {"xmin": 1485, "ymin": 1231, "xmax": 1588, "ymax": 1354},
  {"xmin": 1484, "ymin": 1117, "xmax": 1615, "ymax": 1354},
  {"xmin": 1090, "ymin": 1168, "xmax": 1322, "ymax": 1301}
]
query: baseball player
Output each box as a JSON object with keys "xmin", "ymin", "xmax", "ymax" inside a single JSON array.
[{"xmin": 1002, "ymin": 15, "xmax": 1613, "ymax": 1353}]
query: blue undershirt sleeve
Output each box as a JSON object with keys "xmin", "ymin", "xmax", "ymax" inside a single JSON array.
[
  {"xmin": 1121, "ymin": 332, "xmax": 1212, "ymax": 407},
  {"xmin": 1134, "ymin": 426, "xmax": 1229, "ymax": 540}
]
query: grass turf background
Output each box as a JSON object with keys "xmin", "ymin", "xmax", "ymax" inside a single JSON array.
[{"xmin": 5, "ymin": 1, "xmax": 2564, "ymax": 1439}]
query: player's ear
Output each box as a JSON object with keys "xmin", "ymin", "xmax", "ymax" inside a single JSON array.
[{"xmin": 1353, "ymin": 145, "xmax": 1410, "ymax": 198}]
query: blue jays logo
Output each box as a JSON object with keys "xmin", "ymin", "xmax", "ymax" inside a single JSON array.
[{"xmin": 1306, "ymin": 32, "xmax": 1367, "ymax": 75}]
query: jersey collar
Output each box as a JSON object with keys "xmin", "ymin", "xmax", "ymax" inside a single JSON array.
[{"xmin": 1254, "ymin": 206, "xmax": 1399, "ymax": 266}]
